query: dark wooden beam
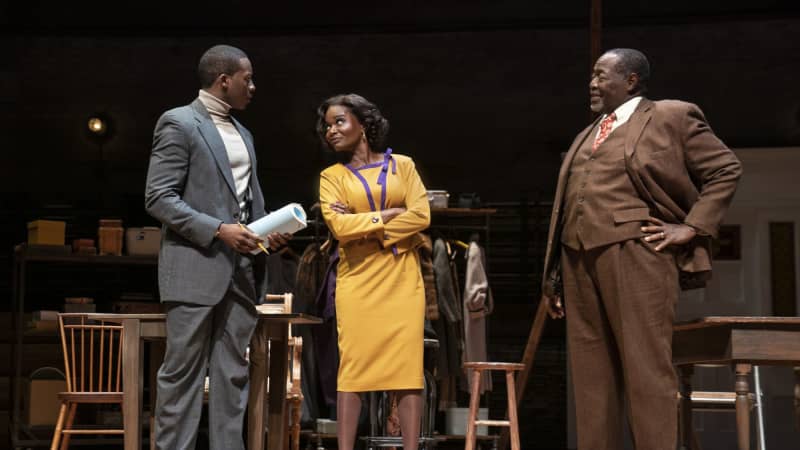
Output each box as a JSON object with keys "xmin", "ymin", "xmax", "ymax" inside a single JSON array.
[{"xmin": 500, "ymin": 2, "xmax": 603, "ymax": 448}]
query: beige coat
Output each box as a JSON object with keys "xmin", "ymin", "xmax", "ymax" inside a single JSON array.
[{"xmin": 463, "ymin": 241, "xmax": 494, "ymax": 393}]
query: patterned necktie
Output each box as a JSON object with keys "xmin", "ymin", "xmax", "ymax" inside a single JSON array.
[{"xmin": 592, "ymin": 112, "xmax": 617, "ymax": 152}]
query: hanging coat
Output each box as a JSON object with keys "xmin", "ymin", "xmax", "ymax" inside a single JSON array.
[{"xmin": 463, "ymin": 241, "xmax": 493, "ymax": 394}]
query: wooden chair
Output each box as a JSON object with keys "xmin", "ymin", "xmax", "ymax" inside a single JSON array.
[
  {"xmin": 162, "ymin": 293, "xmax": 303, "ymax": 450},
  {"xmin": 678, "ymin": 364, "xmax": 764, "ymax": 450},
  {"xmin": 51, "ymin": 313, "xmax": 124, "ymax": 450},
  {"xmin": 463, "ymin": 362, "xmax": 524, "ymax": 450},
  {"xmin": 284, "ymin": 325, "xmax": 304, "ymax": 450},
  {"xmin": 257, "ymin": 293, "xmax": 304, "ymax": 450}
]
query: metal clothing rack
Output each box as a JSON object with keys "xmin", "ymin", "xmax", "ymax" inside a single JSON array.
[
  {"xmin": 425, "ymin": 208, "xmax": 497, "ymax": 431},
  {"xmin": 428, "ymin": 208, "xmax": 496, "ymax": 268},
  {"xmin": 424, "ymin": 208, "xmax": 498, "ymax": 290}
]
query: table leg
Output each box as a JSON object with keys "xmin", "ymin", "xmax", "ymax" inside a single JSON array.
[
  {"xmin": 267, "ymin": 323, "xmax": 289, "ymax": 450},
  {"xmin": 735, "ymin": 364, "xmax": 752, "ymax": 450},
  {"xmin": 149, "ymin": 341, "xmax": 165, "ymax": 450},
  {"xmin": 678, "ymin": 365, "xmax": 694, "ymax": 450},
  {"xmin": 122, "ymin": 319, "xmax": 143, "ymax": 450},
  {"xmin": 794, "ymin": 366, "xmax": 800, "ymax": 431},
  {"xmin": 316, "ymin": 433, "xmax": 325, "ymax": 450},
  {"xmin": 465, "ymin": 369, "xmax": 482, "ymax": 450},
  {"xmin": 248, "ymin": 320, "xmax": 270, "ymax": 450}
]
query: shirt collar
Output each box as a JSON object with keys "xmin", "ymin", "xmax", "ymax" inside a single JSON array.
[{"xmin": 604, "ymin": 96, "xmax": 642, "ymax": 125}]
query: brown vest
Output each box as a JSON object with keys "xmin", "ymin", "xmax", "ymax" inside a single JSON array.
[{"xmin": 561, "ymin": 121, "xmax": 651, "ymax": 250}]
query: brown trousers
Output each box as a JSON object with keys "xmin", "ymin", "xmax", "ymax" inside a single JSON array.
[{"xmin": 563, "ymin": 239, "xmax": 678, "ymax": 450}]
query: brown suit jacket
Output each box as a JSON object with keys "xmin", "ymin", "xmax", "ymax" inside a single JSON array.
[{"xmin": 542, "ymin": 98, "xmax": 743, "ymax": 295}]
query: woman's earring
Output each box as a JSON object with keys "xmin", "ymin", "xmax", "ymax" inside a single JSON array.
[{"xmin": 361, "ymin": 129, "xmax": 367, "ymax": 141}]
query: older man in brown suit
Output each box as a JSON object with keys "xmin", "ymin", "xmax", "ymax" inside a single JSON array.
[{"xmin": 542, "ymin": 48, "xmax": 742, "ymax": 449}]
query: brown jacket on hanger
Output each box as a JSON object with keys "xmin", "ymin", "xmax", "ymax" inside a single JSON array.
[{"xmin": 418, "ymin": 233, "xmax": 439, "ymax": 320}]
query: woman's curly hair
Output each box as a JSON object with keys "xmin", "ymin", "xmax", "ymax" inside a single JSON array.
[{"xmin": 316, "ymin": 93, "xmax": 390, "ymax": 153}]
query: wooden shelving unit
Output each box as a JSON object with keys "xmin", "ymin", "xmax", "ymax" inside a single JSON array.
[{"xmin": 9, "ymin": 243, "xmax": 157, "ymax": 449}]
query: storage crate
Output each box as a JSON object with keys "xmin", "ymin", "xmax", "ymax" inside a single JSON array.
[
  {"xmin": 27, "ymin": 220, "xmax": 66, "ymax": 246},
  {"xmin": 125, "ymin": 227, "xmax": 160, "ymax": 256},
  {"xmin": 426, "ymin": 190, "xmax": 450, "ymax": 208},
  {"xmin": 98, "ymin": 219, "xmax": 123, "ymax": 256},
  {"xmin": 23, "ymin": 367, "xmax": 66, "ymax": 426},
  {"xmin": 446, "ymin": 407, "xmax": 488, "ymax": 436}
]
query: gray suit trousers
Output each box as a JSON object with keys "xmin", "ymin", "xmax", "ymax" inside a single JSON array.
[{"xmin": 155, "ymin": 255, "xmax": 259, "ymax": 450}]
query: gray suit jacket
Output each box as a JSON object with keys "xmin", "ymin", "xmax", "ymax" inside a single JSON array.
[{"xmin": 145, "ymin": 98, "xmax": 267, "ymax": 305}]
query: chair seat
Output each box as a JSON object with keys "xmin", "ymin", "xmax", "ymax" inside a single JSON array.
[
  {"xmin": 58, "ymin": 391, "xmax": 124, "ymax": 404},
  {"xmin": 463, "ymin": 361, "xmax": 523, "ymax": 450}
]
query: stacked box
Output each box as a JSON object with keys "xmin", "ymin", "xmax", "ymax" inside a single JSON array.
[
  {"xmin": 27, "ymin": 220, "xmax": 66, "ymax": 246},
  {"xmin": 125, "ymin": 227, "xmax": 161, "ymax": 256}
]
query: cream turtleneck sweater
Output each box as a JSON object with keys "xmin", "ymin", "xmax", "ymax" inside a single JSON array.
[{"xmin": 198, "ymin": 89, "xmax": 252, "ymax": 216}]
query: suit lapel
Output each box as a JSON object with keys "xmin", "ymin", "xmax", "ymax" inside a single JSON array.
[
  {"xmin": 192, "ymin": 100, "xmax": 238, "ymax": 199},
  {"xmin": 623, "ymin": 98, "xmax": 653, "ymax": 160},
  {"xmin": 621, "ymin": 98, "xmax": 663, "ymax": 213}
]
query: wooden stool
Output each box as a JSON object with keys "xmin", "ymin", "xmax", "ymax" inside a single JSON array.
[{"xmin": 463, "ymin": 362, "xmax": 524, "ymax": 450}]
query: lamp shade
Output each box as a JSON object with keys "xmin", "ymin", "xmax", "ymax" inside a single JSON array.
[{"xmin": 87, "ymin": 117, "xmax": 107, "ymax": 136}]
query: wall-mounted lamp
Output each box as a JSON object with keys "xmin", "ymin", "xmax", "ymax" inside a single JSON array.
[
  {"xmin": 86, "ymin": 113, "xmax": 114, "ymax": 141},
  {"xmin": 87, "ymin": 116, "xmax": 108, "ymax": 136}
]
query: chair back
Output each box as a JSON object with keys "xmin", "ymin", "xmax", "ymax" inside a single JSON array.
[
  {"xmin": 58, "ymin": 313, "xmax": 124, "ymax": 394},
  {"xmin": 260, "ymin": 293, "xmax": 302, "ymax": 394}
]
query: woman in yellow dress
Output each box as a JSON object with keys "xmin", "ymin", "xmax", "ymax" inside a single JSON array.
[{"xmin": 317, "ymin": 93, "xmax": 430, "ymax": 450}]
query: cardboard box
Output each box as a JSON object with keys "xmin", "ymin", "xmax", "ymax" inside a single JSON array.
[
  {"xmin": 110, "ymin": 301, "xmax": 162, "ymax": 314},
  {"xmin": 63, "ymin": 303, "xmax": 96, "ymax": 313},
  {"xmin": 446, "ymin": 407, "xmax": 488, "ymax": 436},
  {"xmin": 125, "ymin": 227, "xmax": 161, "ymax": 256},
  {"xmin": 27, "ymin": 220, "xmax": 66, "ymax": 246},
  {"xmin": 72, "ymin": 238, "xmax": 95, "ymax": 253},
  {"xmin": 33, "ymin": 310, "xmax": 59, "ymax": 321},
  {"xmin": 23, "ymin": 367, "xmax": 66, "ymax": 426},
  {"xmin": 27, "ymin": 319, "xmax": 58, "ymax": 333},
  {"xmin": 98, "ymin": 219, "xmax": 123, "ymax": 256},
  {"xmin": 316, "ymin": 418, "xmax": 337, "ymax": 434},
  {"xmin": 426, "ymin": 190, "xmax": 449, "ymax": 208}
]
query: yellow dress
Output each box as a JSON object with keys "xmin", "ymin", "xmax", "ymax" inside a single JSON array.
[{"xmin": 319, "ymin": 152, "xmax": 430, "ymax": 392}]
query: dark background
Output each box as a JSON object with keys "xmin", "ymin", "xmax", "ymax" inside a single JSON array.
[{"xmin": 3, "ymin": 1, "xmax": 800, "ymax": 448}]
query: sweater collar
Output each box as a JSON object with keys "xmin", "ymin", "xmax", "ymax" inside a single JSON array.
[{"xmin": 198, "ymin": 89, "xmax": 231, "ymax": 120}]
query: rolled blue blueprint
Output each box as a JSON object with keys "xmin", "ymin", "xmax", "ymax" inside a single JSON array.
[{"xmin": 246, "ymin": 203, "xmax": 307, "ymax": 254}]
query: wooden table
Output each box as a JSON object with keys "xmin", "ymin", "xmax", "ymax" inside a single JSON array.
[
  {"xmin": 246, "ymin": 312, "xmax": 322, "ymax": 450},
  {"xmin": 673, "ymin": 316, "xmax": 800, "ymax": 450},
  {"xmin": 87, "ymin": 312, "xmax": 321, "ymax": 450}
]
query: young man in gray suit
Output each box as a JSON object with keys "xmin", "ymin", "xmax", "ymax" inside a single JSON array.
[
  {"xmin": 145, "ymin": 44, "xmax": 289, "ymax": 450},
  {"xmin": 541, "ymin": 48, "xmax": 742, "ymax": 449}
]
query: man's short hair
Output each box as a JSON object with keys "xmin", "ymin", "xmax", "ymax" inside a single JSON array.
[
  {"xmin": 605, "ymin": 48, "xmax": 650, "ymax": 91},
  {"xmin": 197, "ymin": 45, "xmax": 248, "ymax": 88}
]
